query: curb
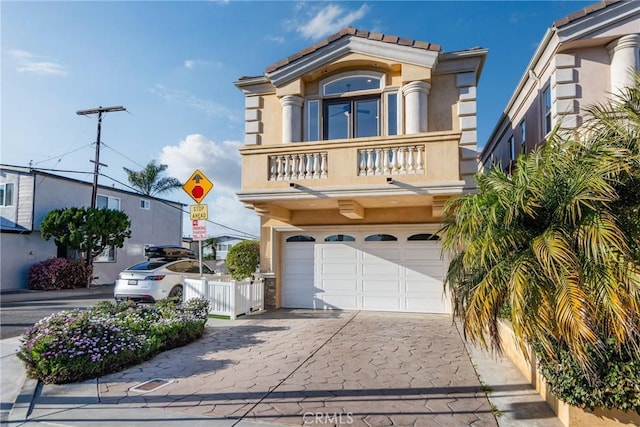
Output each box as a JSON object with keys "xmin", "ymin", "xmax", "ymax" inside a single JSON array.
[
  {"xmin": 1, "ymin": 286, "xmax": 115, "ymax": 304},
  {"xmin": 8, "ymin": 378, "xmax": 38, "ymax": 423}
]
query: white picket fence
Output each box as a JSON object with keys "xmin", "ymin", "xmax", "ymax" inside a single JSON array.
[{"xmin": 183, "ymin": 277, "xmax": 264, "ymax": 320}]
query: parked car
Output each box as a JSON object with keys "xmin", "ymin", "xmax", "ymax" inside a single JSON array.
[
  {"xmin": 144, "ymin": 245, "xmax": 195, "ymax": 260},
  {"xmin": 114, "ymin": 258, "xmax": 215, "ymax": 303}
]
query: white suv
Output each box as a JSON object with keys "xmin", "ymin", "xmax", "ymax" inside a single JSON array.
[{"xmin": 114, "ymin": 258, "xmax": 215, "ymax": 303}]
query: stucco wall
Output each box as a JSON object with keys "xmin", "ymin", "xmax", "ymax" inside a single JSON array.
[{"xmin": 1, "ymin": 171, "xmax": 184, "ymax": 290}]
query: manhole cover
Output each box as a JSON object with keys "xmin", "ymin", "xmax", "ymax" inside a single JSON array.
[{"xmin": 129, "ymin": 378, "xmax": 174, "ymax": 393}]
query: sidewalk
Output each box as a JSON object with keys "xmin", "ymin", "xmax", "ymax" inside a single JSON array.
[{"xmin": 1, "ymin": 292, "xmax": 562, "ymax": 426}]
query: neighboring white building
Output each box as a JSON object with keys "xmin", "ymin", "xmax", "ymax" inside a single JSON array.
[
  {"xmin": 213, "ymin": 235, "xmax": 251, "ymax": 260},
  {"xmin": 0, "ymin": 165, "xmax": 185, "ymax": 291},
  {"xmin": 480, "ymin": 0, "xmax": 640, "ymax": 171}
]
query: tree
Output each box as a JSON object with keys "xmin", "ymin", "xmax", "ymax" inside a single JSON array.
[
  {"xmin": 440, "ymin": 76, "xmax": 640, "ymax": 379},
  {"xmin": 226, "ymin": 240, "xmax": 260, "ymax": 281},
  {"xmin": 40, "ymin": 207, "xmax": 132, "ymax": 265},
  {"xmin": 202, "ymin": 237, "xmax": 218, "ymax": 260},
  {"xmin": 123, "ymin": 160, "xmax": 182, "ymax": 196}
]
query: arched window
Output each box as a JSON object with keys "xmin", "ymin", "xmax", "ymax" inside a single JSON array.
[
  {"xmin": 324, "ymin": 234, "xmax": 356, "ymax": 242},
  {"xmin": 286, "ymin": 235, "xmax": 316, "ymax": 242},
  {"xmin": 322, "ymin": 75, "xmax": 382, "ymax": 96},
  {"xmin": 408, "ymin": 233, "xmax": 440, "ymax": 241},
  {"xmin": 364, "ymin": 234, "xmax": 397, "ymax": 242}
]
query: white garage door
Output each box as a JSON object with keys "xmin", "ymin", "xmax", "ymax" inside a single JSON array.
[{"xmin": 281, "ymin": 230, "xmax": 450, "ymax": 314}]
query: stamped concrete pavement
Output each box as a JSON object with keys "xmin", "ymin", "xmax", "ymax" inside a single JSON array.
[{"xmin": 96, "ymin": 310, "xmax": 497, "ymax": 426}]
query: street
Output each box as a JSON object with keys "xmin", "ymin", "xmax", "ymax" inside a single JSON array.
[{"xmin": 0, "ymin": 293, "xmax": 113, "ymax": 339}]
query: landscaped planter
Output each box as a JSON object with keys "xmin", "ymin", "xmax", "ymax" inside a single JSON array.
[{"xmin": 498, "ymin": 320, "xmax": 640, "ymax": 427}]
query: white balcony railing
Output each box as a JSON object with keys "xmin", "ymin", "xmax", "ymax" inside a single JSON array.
[
  {"xmin": 269, "ymin": 152, "xmax": 328, "ymax": 181},
  {"xmin": 357, "ymin": 145, "xmax": 424, "ymax": 176},
  {"xmin": 183, "ymin": 277, "xmax": 264, "ymax": 320}
]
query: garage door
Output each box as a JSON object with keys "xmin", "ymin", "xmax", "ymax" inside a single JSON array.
[{"xmin": 281, "ymin": 230, "xmax": 450, "ymax": 313}]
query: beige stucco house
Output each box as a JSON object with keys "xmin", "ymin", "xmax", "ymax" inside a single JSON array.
[
  {"xmin": 234, "ymin": 28, "xmax": 486, "ymax": 314},
  {"xmin": 480, "ymin": 0, "xmax": 640, "ymax": 171}
]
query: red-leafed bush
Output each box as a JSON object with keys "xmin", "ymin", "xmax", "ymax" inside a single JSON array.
[{"xmin": 28, "ymin": 258, "xmax": 91, "ymax": 291}]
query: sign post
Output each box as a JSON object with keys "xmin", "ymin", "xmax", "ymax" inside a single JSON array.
[{"xmin": 182, "ymin": 169, "xmax": 214, "ymax": 276}]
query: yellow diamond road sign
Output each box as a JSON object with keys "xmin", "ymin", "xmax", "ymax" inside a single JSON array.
[{"xmin": 182, "ymin": 169, "xmax": 213, "ymax": 204}]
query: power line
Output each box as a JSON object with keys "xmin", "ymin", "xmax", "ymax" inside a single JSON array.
[
  {"xmin": 20, "ymin": 164, "xmax": 259, "ymax": 239},
  {"xmin": 102, "ymin": 143, "xmax": 146, "ymax": 169},
  {"xmin": 31, "ymin": 143, "xmax": 94, "ymax": 166},
  {"xmin": 99, "ymin": 172, "xmax": 259, "ymax": 239}
]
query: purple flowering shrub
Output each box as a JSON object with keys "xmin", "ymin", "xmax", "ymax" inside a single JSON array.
[
  {"xmin": 28, "ymin": 258, "xmax": 91, "ymax": 290},
  {"xmin": 17, "ymin": 298, "xmax": 209, "ymax": 384}
]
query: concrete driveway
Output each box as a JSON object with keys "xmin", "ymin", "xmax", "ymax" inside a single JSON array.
[{"xmin": 98, "ymin": 310, "xmax": 497, "ymax": 426}]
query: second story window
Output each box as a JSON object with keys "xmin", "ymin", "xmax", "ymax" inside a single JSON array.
[
  {"xmin": 140, "ymin": 199, "xmax": 150, "ymax": 210},
  {"xmin": 0, "ymin": 183, "xmax": 14, "ymax": 207},
  {"xmin": 324, "ymin": 96, "xmax": 379, "ymax": 139},
  {"xmin": 315, "ymin": 72, "xmax": 387, "ymax": 141},
  {"xmin": 543, "ymin": 86, "xmax": 552, "ymax": 135},
  {"xmin": 509, "ymin": 135, "xmax": 516, "ymax": 163},
  {"xmin": 520, "ymin": 120, "xmax": 527, "ymax": 154},
  {"xmin": 97, "ymin": 195, "xmax": 120, "ymax": 210}
]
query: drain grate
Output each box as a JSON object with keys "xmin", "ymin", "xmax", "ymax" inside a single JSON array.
[{"xmin": 129, "ymin": 378, "xmax": 174, "ymax": 393}]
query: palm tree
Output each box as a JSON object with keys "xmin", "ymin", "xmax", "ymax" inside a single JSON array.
[
  {"xmin": 123, "ymin": 160, "xmax": 182, "ymax": 196},
  {"xmin": 441, "ymin": 75, "xmax": 640, "ymax": 378}
]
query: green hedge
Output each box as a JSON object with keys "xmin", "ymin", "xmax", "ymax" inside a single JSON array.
[{"xmin": 537, "ymin": 340, "xmax": 640, "ymax": 414}]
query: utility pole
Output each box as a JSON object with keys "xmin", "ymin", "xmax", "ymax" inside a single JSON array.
[
  {"xmin": 76, "ymin": 105, "xmax": 126, "ymax": 286},
  {"xmin": 76, "ymin": 106, "xmax": 126, "ymax": 208}
]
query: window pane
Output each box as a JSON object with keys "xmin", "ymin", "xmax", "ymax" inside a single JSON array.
[
  {"xmin": 324, "ymin": 76, "xmax": 380, "ymax": 95},
  {"xmin": 364, "ymin": 234, "xmax": 397, "ymax": 242},
  {"xmin": 307, "ymin": 100, "xmax": 319, "ymax": 141},
  {"xmin": 387, "ymin": 93, "xmax": 397, "ymax": 135},
  {"xmin": 408, "ymin": 233, "xmax": 440, "ymax": 241},
  {"xmin": 324, "ymin": 234, "xmax": 355, "ymax": 242},
  {"xmin": 110, "ymin": 198, "xmax": 120, "ymax": 210},
  {"xmin": 543, "ymin": 87, "xmax": 552, "ymax": 134},
  {"xmin": 325, "ymin": 102, "xmax": 350, "ymax": 140},
  {"xmin": 96, "ymin": 195, "xmax": 108, "ymax": 209},
  {"xmin": 286, "ymin": 235, "xmax": 315, "ymax": 242},
  {"xmin": 355, "ymin": 99, "xmax": 379, "ymax": 138}
]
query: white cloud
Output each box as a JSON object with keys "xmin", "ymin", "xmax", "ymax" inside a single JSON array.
[
  {"xmin": 294, "ymin": 3, "xmax": 369, "ymax": 40},
  {"xmin": 159, "ymin": 134, "xmax": 259, "ymax": 238},
  {"xmin": 9, "ymin": 49, "xmax": 68, "ymax": 76},
  {"xmin": 183, "ymin": 59, "xmax": 223, "ymax": 69},
  {"xmin": 159, "ymin": 134, "xmax": 241, "ymax": 189},
  {"xmin": 265, "ymin": 35, "xmax": 285, "ymax": 44},
  {"xmin": 149, "ymin": 84, "xmax": 239, "ymax": 121}
]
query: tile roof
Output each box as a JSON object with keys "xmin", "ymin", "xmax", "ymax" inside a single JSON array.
[
  {"xmin": 553, "ymin": 0, "xmax": 621, "ymax": 27},
  {"xmin": 265, "ymin": 27, "xmax": 441, "ymax": 74}
]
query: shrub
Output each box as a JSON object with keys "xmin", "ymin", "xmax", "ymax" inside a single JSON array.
[
  {"xmin": 17, "ymin": 298, "xmax": 209, "ymax": 384},
  {"xmin": 28, "ymin": 258, "xmax": 91, "ymax": 290},
  {"xmin": 537, "ymin": 340, "xmax": 640, "ymax": 414},
  {"xmin": 226, "ymin": 240, "xmax": 260, "ymax": 281}
]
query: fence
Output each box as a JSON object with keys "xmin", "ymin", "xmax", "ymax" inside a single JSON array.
[{"xmin": 183, "ymin": 276, "xmax": 264, "ymax": 320}]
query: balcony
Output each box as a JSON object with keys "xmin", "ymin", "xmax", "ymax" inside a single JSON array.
[{"xmin": 240, "ymin": 131, "xmax": 462, "ymax": 190}]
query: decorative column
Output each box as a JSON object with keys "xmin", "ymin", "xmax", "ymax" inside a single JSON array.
[
  {"xmin": 608, "ymin": 34, "xmax": 640, "ymax": 95},
  {"xmin": 280, "ymin": 95, "xmax": 304, "ymax": 143},
  {"xmin": 402, "ymin": 81, "xmax": 430, "ymax": 134}
]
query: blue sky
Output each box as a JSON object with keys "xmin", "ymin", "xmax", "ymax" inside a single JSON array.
[{"xmin": 1, "ymin": 0, "xmax": 594, "ymax": 238}]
